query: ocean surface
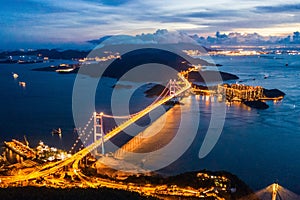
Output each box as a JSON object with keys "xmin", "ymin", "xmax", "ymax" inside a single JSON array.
[
  {"xmin": 0, "ymin": 54, "xmax": 299, "ymax": 193},
  {"xmin": 162, "ymin": 54, "xmax": 300, "ymax": 193}
]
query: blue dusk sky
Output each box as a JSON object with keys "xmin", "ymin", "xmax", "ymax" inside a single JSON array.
[{"xmin": 0, "ymin": 0, "xmax": 300, "ymax": 49}]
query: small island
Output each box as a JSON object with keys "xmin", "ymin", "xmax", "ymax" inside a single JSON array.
[{"xmin": 145, "ymin": 82, "xmax": 285, "ymax": 110}]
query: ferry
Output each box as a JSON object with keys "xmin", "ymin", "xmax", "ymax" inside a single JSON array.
[{"xmin": 55, "ymin": 68, "xmax": 74, "ymax": 73}]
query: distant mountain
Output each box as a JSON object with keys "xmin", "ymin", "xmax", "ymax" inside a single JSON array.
[
  {"xmin": 0, "ymin": 49, "xmax": 89, "ymax": 60},
  {"xmin": 78, "ymin": 46, "xmax": 215, "ymax": 81},
  {"xmin": 30, "ymin": 45, "xmax": 223, "ymax": 83}
]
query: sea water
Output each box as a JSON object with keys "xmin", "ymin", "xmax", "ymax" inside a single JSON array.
[{"xmin": 0, "ymin": 54, "xmax": 299, "ymax": 193}]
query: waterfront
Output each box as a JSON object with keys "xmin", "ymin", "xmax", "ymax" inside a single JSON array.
[{"xmin": 0, "ymin": 53, "xmax": 300, "ymax": 193}]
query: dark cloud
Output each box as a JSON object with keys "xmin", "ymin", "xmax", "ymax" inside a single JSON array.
[
  {"xmin": 182, "ymin": 10, "xmax": 242, "ymax": 18},
  {"xmin": 131, "ymin": 9, "xmax": 244, "ymax": 25},
  {"xmin": 255, "ymin": 4, "xmax": 300, "ymax": 13},
  {"xmin": 1, "ymin": 0, "xmax": 73, "ymax": 14},
  {"xmin": 83, "ymin": 0, "xmax": 131, "ymax": 6},
  {"xmin": 156, "ymin": 16, "xmax": 192, "ymax": 23},
  {"xmin": 78, "ymin": 18, "xmax": 110, "ymax": 25}
]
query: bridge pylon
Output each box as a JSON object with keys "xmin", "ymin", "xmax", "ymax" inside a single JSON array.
[
  {"xmin": 169, "ymin": 79, "xmax": 183, "ymax": 103},
  {"xmin": 93, "ymin": 112, "xmax": 105, "ymax": 155},
  {"xmin": 272, "ymin": 183, "xmax": 279, "ymax": 200},
  {"xmin": 169, "ymin": 79, "xmax": 177, "ymax": 97}
]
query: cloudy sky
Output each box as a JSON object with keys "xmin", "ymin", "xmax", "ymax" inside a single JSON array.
[{"xmin": 1, "ymin": 0, "xmax": 300, "ymax": 49}]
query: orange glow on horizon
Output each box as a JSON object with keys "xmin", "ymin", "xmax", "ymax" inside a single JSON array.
[{"xmin": 229, "ymin": 23, "xmax": 300, "ymax": 37}]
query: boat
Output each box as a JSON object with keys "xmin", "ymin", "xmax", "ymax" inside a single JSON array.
[
  {"xmin": 55, "ymin": 68, "xmax": 74, "ymax": 73},
  {"xmin": 52, "ymin": 128, "xmax": 62, "ymax": 136},
  {"xmin": 12, "ymin": 73, "xmax": 19, "ymax": 79},
  {"xmin": 19, "ymin": 81, "xmax": 26, "ymax": 87},
  {"xmin": 264, "ymin": 74, "xmax": 269, "ymax": 79}
]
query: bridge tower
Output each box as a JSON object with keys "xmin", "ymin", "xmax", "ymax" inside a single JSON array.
[
  {"xmin": 169, "ymin": 79, "xmax": 180, "ymax": 103},
  {"xmin": 169, "ymin": 79, "xmax": 177, "ymax": 97},
  {"xmin": 271, "ymin": 183, "xmax": 279, "ymax": 200},
  {"xmin": 93, "ymin": 112, "xmax": 105, "ymax": 155}
]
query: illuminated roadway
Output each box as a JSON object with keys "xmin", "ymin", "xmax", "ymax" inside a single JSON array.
[{"xmin": 0, "ymin": 73, "xmax": 191, "ymax": 184}]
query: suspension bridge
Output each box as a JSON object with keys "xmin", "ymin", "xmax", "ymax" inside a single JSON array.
[
  {"xmin": 69, "ymin": 78, "xmax": 186, "ymax": 155},
  {"xmin": 239, "ymin": 183, "xmax": 300, "ymax": 200},
  {"xmin": 0, "ymin": 73, "xmax": 191, "ymax": 184}
]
